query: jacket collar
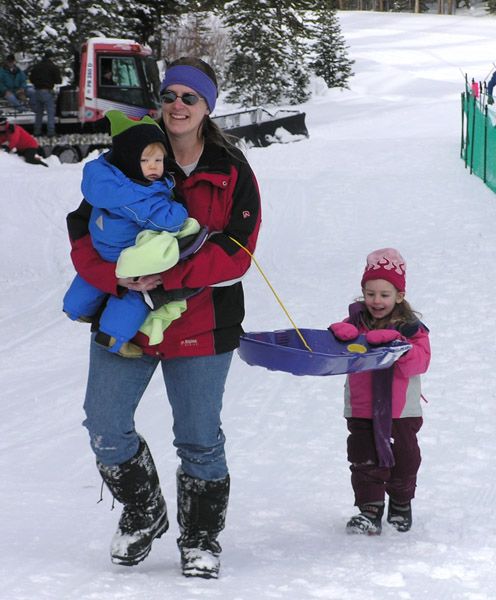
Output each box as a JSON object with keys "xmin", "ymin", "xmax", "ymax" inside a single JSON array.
[{"xmin": 166, "ymin": 141, "xmax": 232, "ymax": 179}]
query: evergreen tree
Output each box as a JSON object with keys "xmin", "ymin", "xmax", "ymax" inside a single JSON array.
[
  {"xmin": 2, "ymin": 0, "xmax": 124, "ymax": 78},
  {"xmin": 0, "ymin": 0, "xmax": 226, "ymax": 79},
  {"xmin": 391, "ymin": 0, "xmax": 429, "ymax": 11},
  {"xmin": 308, "ymin": 5, "xmax": 354, "ymax": 89},
  {"xmin": 119, "ymin": 1, "xmax": 226, "ymax": 62},
  {"xmin": 224, "ymin": 0, "xmax": 310, "ymax": 107},
  {"xmin": 0, "ymin": 0, "xmax": 40, "ymax": 58},
  {"xmin": 285, "ymin": 35, "xmax": 311, "ymax": 105},
  {"xmin": 487, "ymin": 0, "xmax": 496, "ymax": 14},
  {"xmin": 279, "ymin": 5, "xmax": 311, "ymax": 105},
  {"xmin": 119, "ymin": 0, "xmax": 183, "ymax": 61},
  {"xmin": 225, "ymin": 1, "xmax": 287, "ymax": 106},
  {"xmin": 46, "ymin": 0, "xmax": 122, "ymax": 78}
]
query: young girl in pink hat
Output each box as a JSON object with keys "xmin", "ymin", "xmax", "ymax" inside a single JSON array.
[{"xmin": 329, "ymin": 248, "xmax": 431, "ymax": 535}]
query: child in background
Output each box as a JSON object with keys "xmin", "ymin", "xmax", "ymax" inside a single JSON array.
[
  {"xmin": 63, "ymin": 109, "xmax": 190, "ymax": 358},
  {"xmin": 0, "ymin": 112, "xmax": 48, "ymax": 166},
  {"xmin": 329, "ymin": 248, "xmax": 430, "ymax": 535}
]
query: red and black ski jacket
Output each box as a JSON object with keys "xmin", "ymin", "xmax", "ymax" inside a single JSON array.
[
  {"xmin": 66, "ymin": 141, "xmax": 262, "ymax": 358},
  {"xmin": 0, "ymin": 123, "xmax": 39, "ymax": 152}
]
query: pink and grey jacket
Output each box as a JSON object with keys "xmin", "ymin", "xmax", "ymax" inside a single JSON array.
[{"xmin": 343, "ymin": 302, "xmax": 431, "ymax": 420}]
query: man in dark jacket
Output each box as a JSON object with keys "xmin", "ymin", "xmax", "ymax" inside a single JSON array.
[{"xmin": 29, "ymin": 50, "xmax": 62, "ymax": 137}]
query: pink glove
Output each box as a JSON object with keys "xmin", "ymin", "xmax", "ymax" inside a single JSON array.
[
  {"xmin": 366, "ymin": 329, "xmax": 403, "ymax": 345},
  {"xmin": 329, "ymin": 322, "xmax": 359, "ymax": 341}
]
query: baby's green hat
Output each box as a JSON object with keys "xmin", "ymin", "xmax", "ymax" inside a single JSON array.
[
  {"xmin": 105, "ymin": 109, "xmax": 162, "ymax": 138},
  {"xmin": 105, "ymin": 109, "xmax": 167, "ymax": 181}
]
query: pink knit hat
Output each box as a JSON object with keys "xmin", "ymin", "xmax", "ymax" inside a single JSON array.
[{"xmin": 361, "ymin": 248, "xmax": 406, "ymax": 292}]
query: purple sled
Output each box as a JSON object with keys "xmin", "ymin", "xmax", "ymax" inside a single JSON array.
[{"xmin": 237, "ymin": 328, "xmax": 411, "ymax": 376}]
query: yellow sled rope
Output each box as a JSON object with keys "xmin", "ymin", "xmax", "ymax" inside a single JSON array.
[{"xmin": 228, "ymin": 236, "xmax": 313, "ymax": 352}]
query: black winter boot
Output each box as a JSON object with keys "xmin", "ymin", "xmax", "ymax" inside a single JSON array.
[
  {"xmin": 176, "ymin": 468, "xmax": 230, "ymax": 579},
  {"xmin": 97, "ymin": 437, "xmax": 169, "ymax": 566},
  {"xmin": 387, "ymin": 499, "xmax": 412, "ymax": 532},
  {"xmin": 346, "ymin": 502, "xmax": 384, "ymax": 535}
]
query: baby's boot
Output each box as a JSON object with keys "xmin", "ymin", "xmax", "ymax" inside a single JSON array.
[
  {"xmin": 346, "ymin": 502, "xmax": 384, "ymax": 535},
  {"xmin": 95, "ymin": 332, "xmax": 143, "ymax": 359},
  {"xmin": 63, "ymin": 310, "xmax": 93, "ymax": 323},
  {"xmin": 387, "ymin": 499, "xmax": 412, "ymax": 532}
]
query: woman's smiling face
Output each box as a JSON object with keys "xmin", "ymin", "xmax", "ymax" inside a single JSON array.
[{"xmin": 161, "ymin": 84, "xmax": 209, "ymax": 140}]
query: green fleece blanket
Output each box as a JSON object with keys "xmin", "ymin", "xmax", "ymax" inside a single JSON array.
[
  {"xmin": 115, "ymin": 217, "xmax": 201, "ymax": 278},
  {"xmin": 139, "ymin": 300, "xmax": 187, "ymax": 345}
]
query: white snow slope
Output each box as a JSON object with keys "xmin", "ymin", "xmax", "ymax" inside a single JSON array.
[{"xmin": 1, "ymin": 10, "xmax": 496, "ymax": 600}]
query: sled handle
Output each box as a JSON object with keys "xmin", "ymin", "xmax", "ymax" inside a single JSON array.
[{"xmin": 228, "ymin": 236, "xmax": 313, "ymax": 352}]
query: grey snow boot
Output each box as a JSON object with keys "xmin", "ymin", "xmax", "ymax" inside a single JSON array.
[
  {"xmin": 387, "ymin": 499, "xmax": 412, "ymax": 532},
  {"xmin": 346, "ymin": 502, "xmax": 384, "ymax": 536},
  {"xmin": 176, "ymin": 468, "xmax": 230, "ymax": 579},
  {"xmin": 97, "ymin": 437, "xmax": 169, "ymax": 566}
]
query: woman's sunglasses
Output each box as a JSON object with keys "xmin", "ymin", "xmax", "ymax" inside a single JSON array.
[{"xmin": 160, "ymin": 90, "xmax": 202, "ymax": 106}]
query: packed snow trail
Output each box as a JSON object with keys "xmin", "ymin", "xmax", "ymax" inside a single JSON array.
[{"xmin": 1, "ymin": 12, "xmax": 496, "ymax": 600}]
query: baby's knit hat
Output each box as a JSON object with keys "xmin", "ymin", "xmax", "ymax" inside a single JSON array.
[
  {"xmin": 105, "ymin": 109, "xmax": 167, "ymax": 182},
  {"xmin": 361, "ymin": 248, "xmax": 406, "ymax": 292}
]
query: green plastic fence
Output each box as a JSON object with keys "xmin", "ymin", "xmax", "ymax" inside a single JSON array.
[{"xmin": 461, "ymin": 90, "xmax": 496, "ymax": 194}]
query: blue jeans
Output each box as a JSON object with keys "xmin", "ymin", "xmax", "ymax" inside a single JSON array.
[
  {"xmin": 83, "ymin": 334, "xmax": 233, "ymax": 480},
  {"xmin": 33, "ymin": 89, "xmax": 56, "ymax": 135},
  {"xmin": 4, "ymin": 90, "xmax": 26, "ymax": 110}
]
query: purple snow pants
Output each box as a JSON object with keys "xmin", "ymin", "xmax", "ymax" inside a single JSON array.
[{"xmin": 346, "ymin": 417, "xmax": 423, "ymax": 506}]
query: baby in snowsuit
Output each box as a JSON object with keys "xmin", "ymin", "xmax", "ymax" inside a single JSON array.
[{"xmin": 63, "ymin": 110, "xmax": 195, "ymax": 357}]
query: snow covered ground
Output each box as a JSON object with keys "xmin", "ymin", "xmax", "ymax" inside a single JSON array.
[{"xmin": 2, "ymin": 10, "xmax": 496, "ymax": 600}]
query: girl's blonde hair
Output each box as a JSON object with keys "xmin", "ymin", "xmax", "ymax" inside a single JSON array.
[{"xmin": 141, "ymin": 142, "xmax": 166, "ymax": 157}]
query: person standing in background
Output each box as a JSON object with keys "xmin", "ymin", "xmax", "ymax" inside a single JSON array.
[{"xmin": 29, "ymin": 50, "xmax": 62, "ymax": 137}]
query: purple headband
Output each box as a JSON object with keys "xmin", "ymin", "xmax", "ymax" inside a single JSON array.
[{"xmin": 160, "ymin": 65, "xmax": 217, "ymax": 112}]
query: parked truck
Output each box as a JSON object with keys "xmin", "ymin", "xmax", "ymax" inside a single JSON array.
[{"xmin": 1, "ymin": 37, "xmax": 308, "ymax": 162}]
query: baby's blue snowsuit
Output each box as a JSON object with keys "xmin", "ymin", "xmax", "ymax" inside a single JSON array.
[{"xmin": 63, "ymin": 153, "xmax": 188, "ymax": 352}]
